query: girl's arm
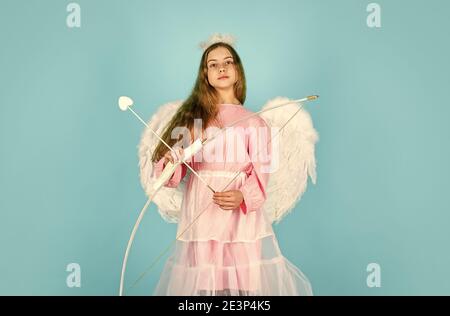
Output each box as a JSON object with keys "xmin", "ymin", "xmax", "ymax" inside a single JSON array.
[
  {"xmin": 153, "ymin": 152, "xmax": 188, "ymax": 188},
  {"xmin": 239, "ymin": 117, "xmax": 272, "ymax": 215}
]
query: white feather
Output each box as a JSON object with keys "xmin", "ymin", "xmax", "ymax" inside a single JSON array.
[
  {"xmin": 137, "ymin": 100, "xmax": 186, "ymax": 223},
  {"xmin": 259, "ymin": 97, "xmax": 319, "ymax": 224}
]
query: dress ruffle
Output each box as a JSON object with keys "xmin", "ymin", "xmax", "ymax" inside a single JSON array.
[{"xmin": 153, "ymin": 234, "xmax": 312, "ymax": 296}]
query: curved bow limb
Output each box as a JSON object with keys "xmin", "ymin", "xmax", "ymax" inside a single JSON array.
[{"xmin": 118, "ymin": 97, "xmax": 213, "ymax": 296}]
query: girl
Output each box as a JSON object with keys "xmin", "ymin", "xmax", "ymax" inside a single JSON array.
[{"xmin": 151, "ymin": 41, "xmax": 312, "ymax": 296}]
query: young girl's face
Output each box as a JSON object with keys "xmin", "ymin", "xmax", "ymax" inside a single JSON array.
[{"xmin": 206, "ymin": 46, "xmax": 238, "ymax": 90}]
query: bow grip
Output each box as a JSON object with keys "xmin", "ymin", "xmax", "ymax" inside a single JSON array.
[{"xmin": 152, "ymin": 138, "xmax": 203, "ymax": 190}]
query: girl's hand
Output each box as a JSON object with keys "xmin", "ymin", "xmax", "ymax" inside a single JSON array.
[
  {"xmin": 213, "ymin": 190, "xmax": 244, "ymax": 211},
  {"xmin": 163, "ymin": 147, "xmax": 184, "ymax": 165}
]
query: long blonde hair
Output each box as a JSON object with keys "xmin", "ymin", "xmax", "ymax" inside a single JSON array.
[{"xmin": 151, "ymin": 42, "xmax": 247, "ymax": 162}]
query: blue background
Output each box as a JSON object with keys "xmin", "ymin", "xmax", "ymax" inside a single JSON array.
[{"xmin": 1, "ymin": 0, "xmax": 449, "ymax": 295}]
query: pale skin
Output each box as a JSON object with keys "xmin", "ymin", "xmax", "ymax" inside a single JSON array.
[{"xmin": 163, "ymin": 46, "xmax": 244, "ymax": 211}]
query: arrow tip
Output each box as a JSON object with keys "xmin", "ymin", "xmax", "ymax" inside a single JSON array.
[{"xmin": 118, "ymin": 96, "xmax": 134, "ymax": 111}]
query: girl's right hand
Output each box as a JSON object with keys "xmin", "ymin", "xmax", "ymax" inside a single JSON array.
[{"xmin": 163, "ymin": 147, "xmax": 184, "ymax": 165}]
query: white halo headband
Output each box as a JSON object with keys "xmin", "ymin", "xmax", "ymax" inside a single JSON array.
[{"xmin": 198, "ymin": 33, "xmax": 237, "ymax": 52}]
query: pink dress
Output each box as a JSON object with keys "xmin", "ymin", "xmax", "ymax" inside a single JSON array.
[{"xmin": 152, "ymin": 103, "xmax": 313, "ymax": 296}]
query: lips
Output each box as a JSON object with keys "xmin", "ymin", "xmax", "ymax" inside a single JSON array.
[{"xmin": 218, "ymin": 76, "xmax": 229, "ymax": 80}]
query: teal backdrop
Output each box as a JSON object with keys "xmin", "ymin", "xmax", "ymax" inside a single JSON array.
[{"xmin": 1, "ymin": 0, "xmax": 449, "ymax": 295}]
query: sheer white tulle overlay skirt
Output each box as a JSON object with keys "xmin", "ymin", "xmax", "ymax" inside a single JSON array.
[{"xmin": 153, "ymin": 233, "xmax": 313, "ymax": 296}]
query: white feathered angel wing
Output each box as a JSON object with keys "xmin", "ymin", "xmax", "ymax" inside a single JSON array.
[
  {"xmin": 137, "ymin": 100, "xmax": 187, "ymax": 223},
  {"xmin": 259, "ymin": 96, "xmax": 319, "ymax": 224}
]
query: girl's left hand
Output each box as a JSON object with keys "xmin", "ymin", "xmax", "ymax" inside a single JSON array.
[{"xmin": 213, "ymin": 190, "xmax": 244, "ymax": 211}]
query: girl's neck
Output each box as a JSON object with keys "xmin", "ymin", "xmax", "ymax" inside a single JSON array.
[{"xmin": 217, "ymin": 90, "xmax": 240, "ymax": 105}]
